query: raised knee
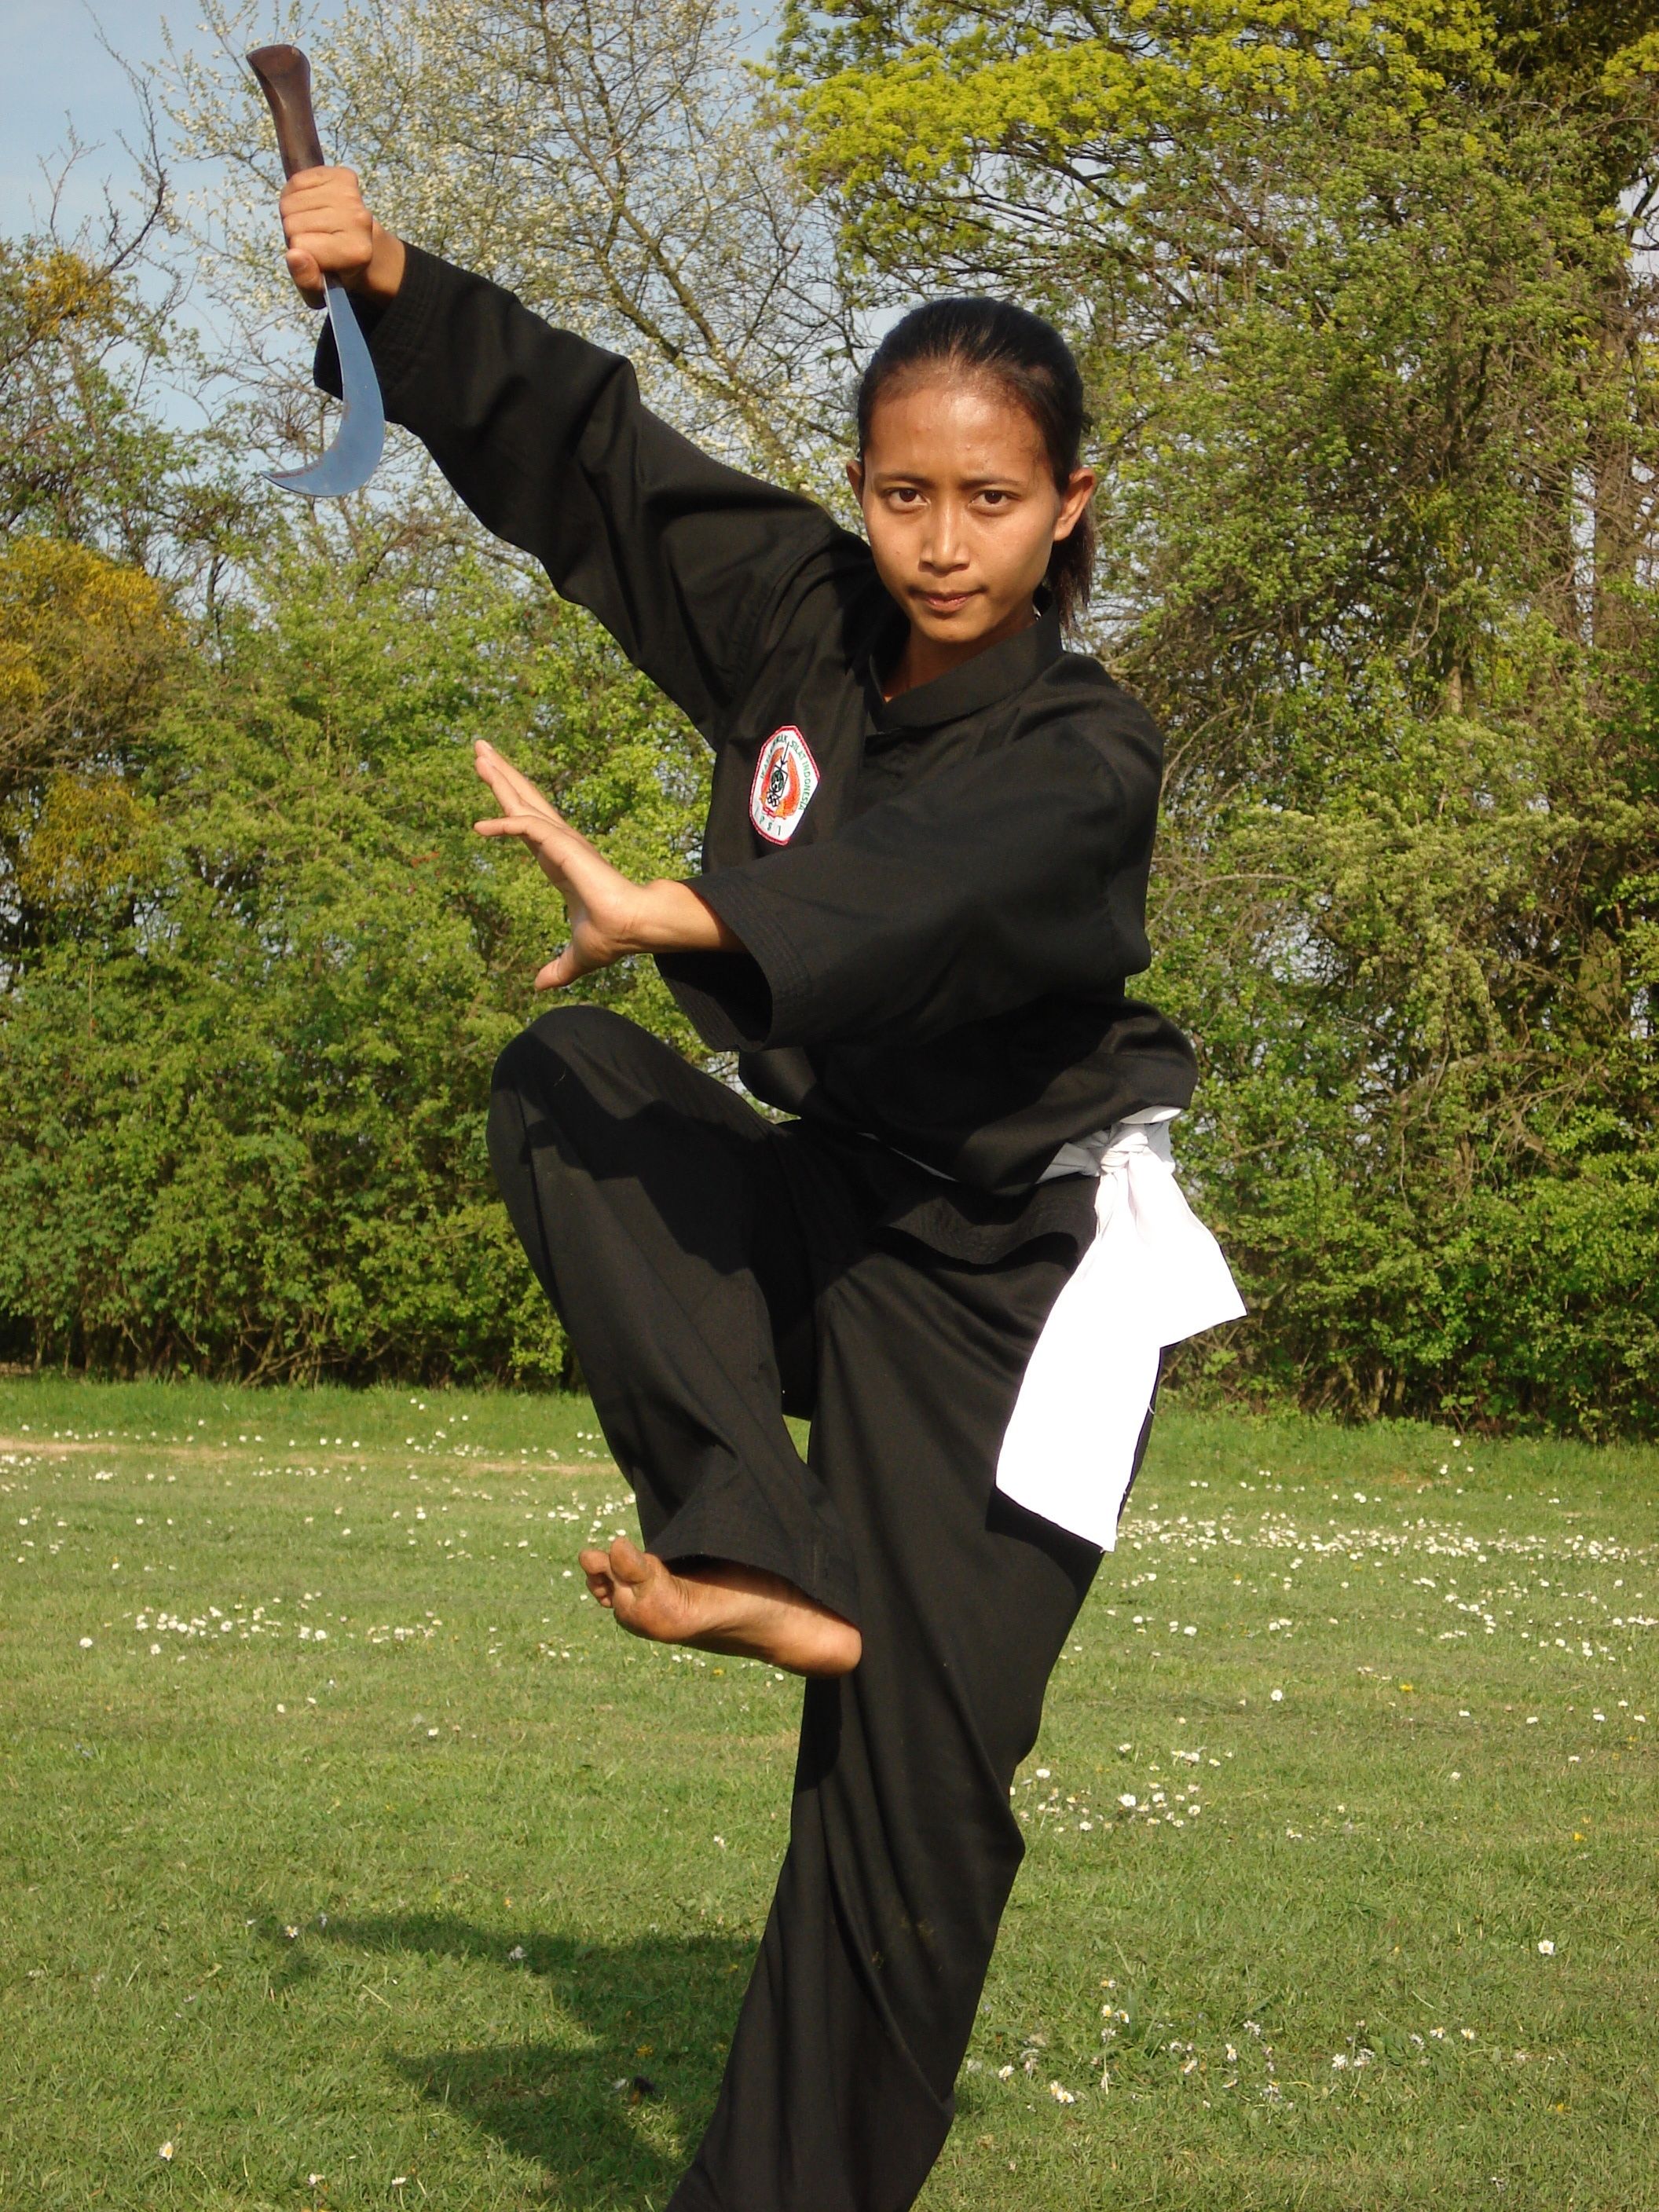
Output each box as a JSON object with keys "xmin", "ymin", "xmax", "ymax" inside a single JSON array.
[{"xmin": 491, "ymin": 1002, "xmax": 630, "ymax": 1102}]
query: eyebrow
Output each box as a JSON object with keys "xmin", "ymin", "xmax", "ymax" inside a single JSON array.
[{"xmin": 868, "ymin": 467, "xmax": 1024, "ymax": 490}]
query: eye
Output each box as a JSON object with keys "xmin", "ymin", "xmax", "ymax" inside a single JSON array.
[
  {"xmin": 884, "ymin": 486, "xmax": 923, "ymax": 507},
  {"xmin": 976, "ymin": 489, "xmax": 1013, "ymax": 508}
]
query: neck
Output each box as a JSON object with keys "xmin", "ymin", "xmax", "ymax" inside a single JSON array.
[{"xmin": 884, "ymin": 595, "xmax": 1040, "ymax": 702}]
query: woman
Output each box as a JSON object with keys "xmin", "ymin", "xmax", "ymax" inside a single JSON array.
[{"xmin": 282, "ymin": 167, "xmax": 1240, "ymax": 2212}]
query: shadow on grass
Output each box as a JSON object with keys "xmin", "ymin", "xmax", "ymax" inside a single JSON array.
[{"xmin": 323, "ymin": 1914, "xmax": 750, "ymax": 2206}]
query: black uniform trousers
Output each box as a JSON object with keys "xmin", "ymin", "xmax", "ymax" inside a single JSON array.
[{"xmin": 488, "ymin": 1005, "xmax": 1135, "ymax": 2212}]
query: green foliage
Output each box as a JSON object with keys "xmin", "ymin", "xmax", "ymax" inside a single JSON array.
[
  {"xmin": 0, "ymin": 236, "xmax": 207, "ymax": 571},
  {"xmin": 0, "ymin": 543, "xmax": 709, "ymax": 1383},
  {"xmin": 0, "ymin": 536, "xmax": 179, "ymax": 800},
  {"xmin": 8, "ymin": 2, "xmax": 1659, "ymax": 1426},
  {"xmin": 0, "ymin": 203, "xmax": 714, "ymax": 1391},
  {"xmin": 0, "ymin": 236, "xmax": 207, "ymax": 810},
  {"xmin": 783, "ymin": 0, "xmax": 1659, "ymax": 1432}
]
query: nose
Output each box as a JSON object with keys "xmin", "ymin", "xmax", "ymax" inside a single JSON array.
[{"xmin": 919, "ymin": 499, "xmax": 969, "ymax": 574}]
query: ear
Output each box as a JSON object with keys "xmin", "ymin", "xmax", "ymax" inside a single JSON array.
[
  {"xmin": 845, "ymin": 456, "xmax": 865, "ymax": 500},
  {"xmin": 1051, "ymin": 466, "xmax": 1096, "ymax": 544}
]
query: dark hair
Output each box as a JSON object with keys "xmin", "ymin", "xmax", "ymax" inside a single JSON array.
[{"xmin": 855, "ymin": 296, "xmax": 1095, "ymax": 630}]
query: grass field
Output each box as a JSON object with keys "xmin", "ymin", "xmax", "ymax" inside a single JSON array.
[{"xmin": 2, "ymin": 1375, "xmax": 1655, "ymax": 2211}]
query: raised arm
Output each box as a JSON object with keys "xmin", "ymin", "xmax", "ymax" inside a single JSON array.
[{"xmin": 282, "ymin": 168, "xmax": 849, "ymax": 738}]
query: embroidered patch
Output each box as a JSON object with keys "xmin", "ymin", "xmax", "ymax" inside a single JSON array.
[{"xmin": 749, "ymin": 725, "xmax": 820, "ymax": 844}]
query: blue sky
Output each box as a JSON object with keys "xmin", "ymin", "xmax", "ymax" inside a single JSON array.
[
  {"xmin": 1, "ymin": 0, "xmax": 781, "ymax": 239},
  {"xmin": 0, "ymin": 2, "xmax": 355, "ymax": 428},
  {"xmin": 2, "ymin": 1, "xmax": 247, "ymax": 236},
  {"xmin": 1, "ymin": 0, "xmax": 787, "ymax": 433}
]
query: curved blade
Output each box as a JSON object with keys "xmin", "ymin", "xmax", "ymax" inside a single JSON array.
[{"xmin": 269, "ymin": 276, "xmax": 386, "ymax": 499}]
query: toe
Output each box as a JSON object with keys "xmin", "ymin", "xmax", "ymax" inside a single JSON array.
[
  {"xmin": 608, "ymin": 1536, "xmax": 653, "ymax": 1587},
  {"xmin": 579, "ymin": 1550, "xmax": 617, "ymax": 1606}
]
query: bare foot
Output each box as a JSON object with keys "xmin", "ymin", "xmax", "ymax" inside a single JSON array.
[{"xmin": 577, "ymin": 1537, "xmax": 861, "ymax": 1678}]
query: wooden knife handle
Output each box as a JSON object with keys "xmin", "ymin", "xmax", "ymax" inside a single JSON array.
[{"xmin": 247, "ymin": 45, "xmax": 328, "ymax": 178}]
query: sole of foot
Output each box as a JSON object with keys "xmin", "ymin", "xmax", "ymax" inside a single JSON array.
[{"xmin": 578, "ymin": 1536, "xmax": 862, "ymax": 1678}]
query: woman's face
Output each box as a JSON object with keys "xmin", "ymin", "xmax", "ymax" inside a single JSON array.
[{"xmin": 848, "ymin": 372, "xmax": 1093, "ymax": 654}]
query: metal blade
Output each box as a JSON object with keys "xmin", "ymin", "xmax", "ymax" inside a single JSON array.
[{"xmin": 268, "ymin": 276, "xmax": 386, "ymax": 499}]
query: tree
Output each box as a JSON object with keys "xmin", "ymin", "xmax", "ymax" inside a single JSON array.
[
  {"xmin": 0, "ymin": 178, "xmax": 710, "ymax": 1381},
  {"xmin": 163, "ymin": 0, "xmax": 855, "ymax": 485},
  {"xmin": 3, "ymin": 8, "xmax": 747, "ymax": 1382},
  {"xmin": 782, "ymin": 1, "xmax": 1659, "ymax": 1428},
  {"xmin": 14, "ymin": 0, "xmax": 1657, "ymax": 1424},
  {"xmin": 0, "ymin": 539, "xmax": 710, "ymax": 1382}
]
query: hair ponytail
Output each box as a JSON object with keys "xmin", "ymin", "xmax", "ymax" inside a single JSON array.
[{"xmin": 855, "ymin": 297, "xmax": 1096, "ymax": 630}]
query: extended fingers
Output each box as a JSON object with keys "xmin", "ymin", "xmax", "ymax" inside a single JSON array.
[
  {"xmin": 473, "ymin": 764, "xmax": 551, "ymax": 824},
  {"xmin": 472, "ymin": 810, "xmax": 566, "ymax": 849},
  {"xmin": 473, "ymin": 739, "xmax": 562, "ymax": 821}
]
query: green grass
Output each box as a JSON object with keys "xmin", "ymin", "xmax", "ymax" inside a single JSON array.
[{"xmin": 2, "ymin": 1376, "xmax": 1654, "ymax": 2210}]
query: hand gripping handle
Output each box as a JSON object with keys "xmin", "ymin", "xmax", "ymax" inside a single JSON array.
[{"xmin": 247, "ymin": 44, "xmax": 328, "ymax": 178}]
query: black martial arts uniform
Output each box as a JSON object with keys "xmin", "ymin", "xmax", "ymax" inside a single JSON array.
[{"xmin": 321, "ymin": 249, "xmax": 1197, "ymax": 2212}]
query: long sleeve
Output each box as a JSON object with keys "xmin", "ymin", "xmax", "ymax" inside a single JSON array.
[
  {"xmin": 663, "ymin": 702, "xmax": 1162, "ymax": 1052},
  {"xmin": 316, "ymin": 246, "xmax": 849, "ymax": 738}
]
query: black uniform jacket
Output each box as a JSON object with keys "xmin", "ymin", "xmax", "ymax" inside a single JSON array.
[{"xmin": 320, "ymin": 247, "xmax": 1196, "ymax": 1217}]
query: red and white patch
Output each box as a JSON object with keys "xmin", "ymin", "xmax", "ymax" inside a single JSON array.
[{"xmin": 749, "ymin": 725, "xmax": 820, "ymax": 845}]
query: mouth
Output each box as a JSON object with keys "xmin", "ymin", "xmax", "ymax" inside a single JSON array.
[{"xmin": 914, "ymin": 588, "xmax": 978, "ymax": 617}]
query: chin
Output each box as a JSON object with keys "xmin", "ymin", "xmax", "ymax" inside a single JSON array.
[{"xmin": 913, "ymin": 598, "xmax": 996, "ymax": 640}]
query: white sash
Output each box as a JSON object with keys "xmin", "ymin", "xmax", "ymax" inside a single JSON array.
[{"xmin": 994, "ymin": 1109, "xmax": 1245, "ymax": 1547}]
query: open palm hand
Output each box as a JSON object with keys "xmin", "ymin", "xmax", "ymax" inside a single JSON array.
[{"xmin": 471, "ymin": 739, "xmax": 644, "ymax": 989}]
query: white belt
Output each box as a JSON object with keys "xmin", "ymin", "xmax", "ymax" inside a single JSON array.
[{"xmin": 994, "ymin": 1108, "xmax": 1246, "ymax": 1548}]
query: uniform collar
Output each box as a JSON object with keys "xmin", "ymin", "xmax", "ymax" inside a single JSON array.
[{"xmin": 866, "ymin": 599, "xmax": 1064, "ymax": 734}]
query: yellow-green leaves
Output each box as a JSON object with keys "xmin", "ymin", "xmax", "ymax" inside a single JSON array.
[
  {"xmin": 1600, "ymin": 27, "xmax": 1659, "ymax": 97},
  {"xmin": 0, "ymin": 538, "xmax": 178, "ymax": 791},
  {"xmin": 784, "ymin": 0, "xmax": 1659, "ymax": 1430},
  {"xmin": 788, "ymin": 0, "xmax": 1498, "ymax": 206},
  {"xmin": 13, "ymin": 772, "xmax": 159, "ymax": 913}
]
